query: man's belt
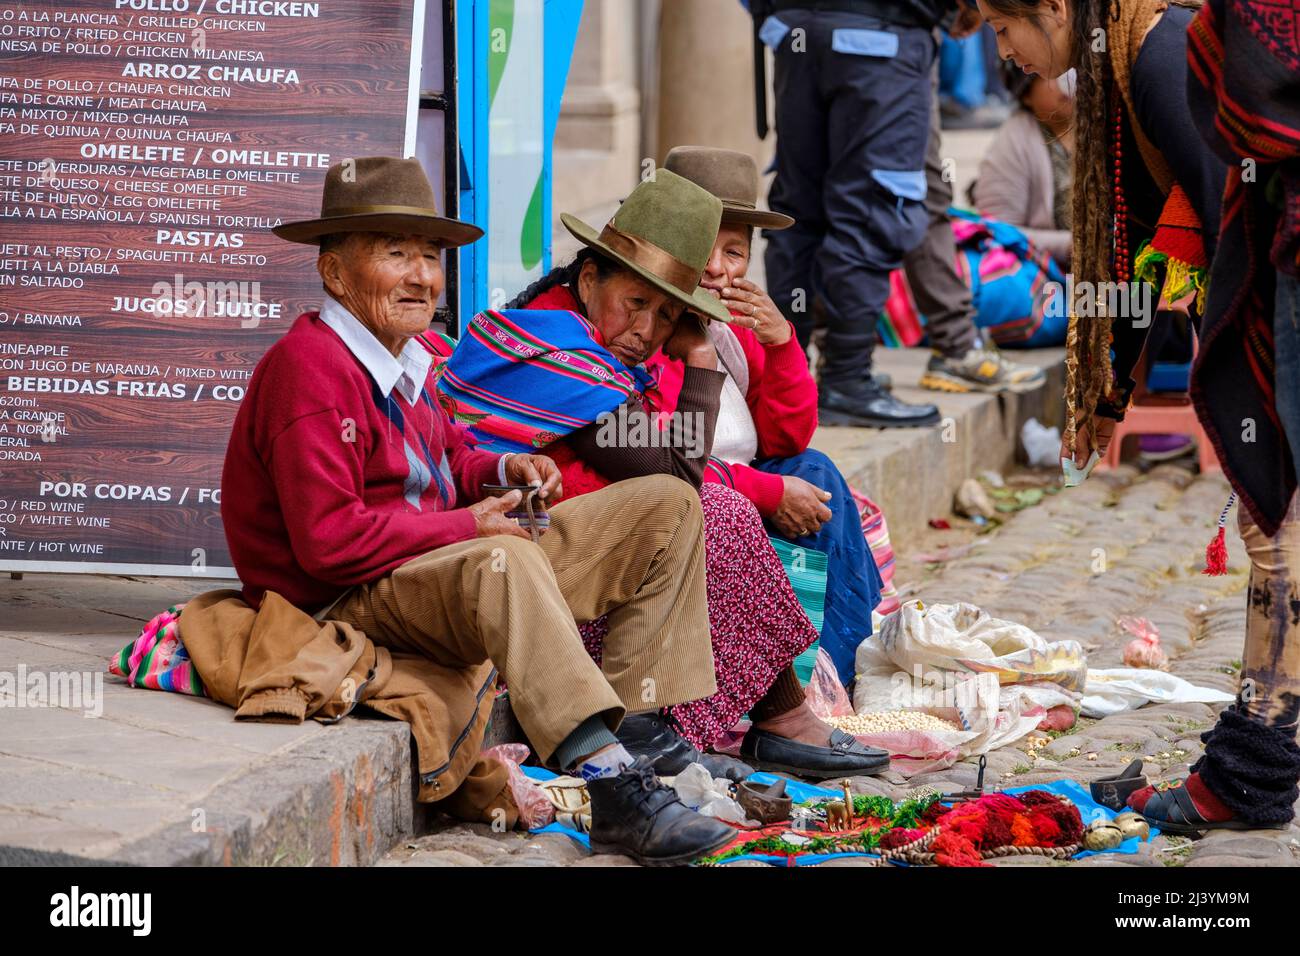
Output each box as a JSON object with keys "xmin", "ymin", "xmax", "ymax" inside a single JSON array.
[{"xmin": 767, "ymin": 0, "xmax": 935, "ymax": 30}]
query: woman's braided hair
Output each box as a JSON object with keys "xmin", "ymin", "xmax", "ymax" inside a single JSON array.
[
  {"xmin": 503, "ymin": 247, "xmax": 621, "ymax": 312},
  {"xmin": 981, "ymin": 0, "xmax": 1118, "ymax": 450}
]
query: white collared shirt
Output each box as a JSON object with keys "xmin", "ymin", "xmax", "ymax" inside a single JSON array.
[
  {"xmin": 318, "ymin": 294, "xmax": 512, "ymax": 485},
  {"xmin": 318, "ymin": 294, "xmax": 433, "ymax": 405}
]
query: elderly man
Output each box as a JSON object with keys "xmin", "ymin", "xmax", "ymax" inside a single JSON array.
[{"xmin": 219, "ymin": 156, "xmax": 734, "ymax": 865}]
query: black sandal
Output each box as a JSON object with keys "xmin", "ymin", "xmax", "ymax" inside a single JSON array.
[{"xmin": 1138, "ymin": 780, "xmax": 1290, "ymax": 836}]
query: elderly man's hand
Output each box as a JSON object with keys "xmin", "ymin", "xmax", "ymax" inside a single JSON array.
[
  {"xmin": 469, "ymin": 491, "xmax": 532, "ymax": 539},
  {"xmin": 503, "ymin": 453, "xmax": 563, "ymax": 501}
]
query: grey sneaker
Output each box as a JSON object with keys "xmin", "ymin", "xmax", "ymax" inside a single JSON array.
[{"xmin": 919, "ymin": 346, "xmax": 1046, "ymax": 394}]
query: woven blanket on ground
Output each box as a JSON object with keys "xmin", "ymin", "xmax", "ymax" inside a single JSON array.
[
  {"xmin": 108, "ymin": 605, "xmax": 206, "ymax": 697},
  {"xmin": 520, "ymin": 766, "xmax": 1152, "ymax": 866}
]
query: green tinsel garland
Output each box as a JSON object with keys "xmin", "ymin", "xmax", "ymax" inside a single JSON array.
[{"xmin": 698, "ymin": 790, "xmax": 944, "ymax": 866}]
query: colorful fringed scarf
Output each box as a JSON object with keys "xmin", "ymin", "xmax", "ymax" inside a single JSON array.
[
  {"xmin": 109, "ymin": 605, "xmax": 206, "ymax": 697},
  {"xmin": 1133, "ymin": 184, "xmax": 1210, "ymax": 313},
  {"xmin": 433, "ymin": 309, "xmax": 657, "ymax": 454}
]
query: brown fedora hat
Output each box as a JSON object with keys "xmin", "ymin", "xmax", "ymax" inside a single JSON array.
[
  {"xmin": 664, "ymin": 146, "xmax": 794, "ymax": 230},
  {"xmin": 273, "ymin": 156, "xmax": 483, "ymax": 247}
]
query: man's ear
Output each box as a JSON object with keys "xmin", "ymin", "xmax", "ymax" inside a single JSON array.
[{"xmin": 317, "ymin": 250, "xmax": 347, "ymax": 298}]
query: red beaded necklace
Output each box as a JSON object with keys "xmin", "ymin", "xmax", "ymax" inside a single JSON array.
[{"xmin": 1111, "ymin": 97, "xmax": 1130, "ymax": 282}]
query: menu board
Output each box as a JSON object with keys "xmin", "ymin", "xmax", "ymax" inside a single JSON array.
[{"xmin": 0, "ymin": 0, "xmax": 426, "ymax": 575}]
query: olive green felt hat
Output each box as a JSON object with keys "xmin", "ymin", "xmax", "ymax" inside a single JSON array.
[
  {"xmin": 274, "ymin": 156, "xmax": 483, "ymax": 248},
  {"xmin": 664, "ymin": 145, "xmax": 794, "ymax": 230},
  {"xmin": 559, "ymin": 168, "xmax": 731, "ymax": 323}
]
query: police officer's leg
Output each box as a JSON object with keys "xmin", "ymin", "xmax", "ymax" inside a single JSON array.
[
  {"xmin": 903, "ymin": 62, "xmax": 979, "ymax": 359},
  {"xmin": 763, "ymin": 10, "xmax": 829, "ymax": 349},
  {"xmin": 818, "ymin": 19, "xmax": 933, "ymax": 391}
]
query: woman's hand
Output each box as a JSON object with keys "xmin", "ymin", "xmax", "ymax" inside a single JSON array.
[
  {"xmin": 663, "ymin": 311, "xmax": 717, "ymax": 368},
  {"xmin": 1061, "ymin": 415, "xmax": 1117, "ymax": 469},
  {"xmin": 772, "ymin": 475, "xmax": 832, "ymax": 539},
  {"xmin": 503, "ymin": 453, "xmax": 563, "ymax": 502},
  {"xmin": 720, "ymin": 278, "xmax": 792, "ymax": 346}
]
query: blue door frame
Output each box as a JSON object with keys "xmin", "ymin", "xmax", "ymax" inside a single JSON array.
[{"xmin": 454, "ymin": 0, "xmax": 584, "ymax": 333}]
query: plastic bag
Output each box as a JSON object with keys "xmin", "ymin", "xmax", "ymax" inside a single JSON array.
[
  {"xmin": 1021, "ymin": 417, "xmax": 1061, "ymax": 468},
  {"xmin": 805, "ymin": 647, "xmax": 854, "ymax": 718},
  {"xmin": 1119, "ymin": 616, "xmax": 1169, "ymax": 670},
  {"xmin": 668, "ymin": 762, "xmax": 749, "ymax": 824},
  {"xmin": 1080, "ymin": 668, "xmax": 1234, "ymax": 718},
  {"xmin": 851, "ymin": 601, "xmax": 1086, "ymax": 773},
  {"xmin": 482, "ymin": 743, "xmax": 555, "ymax": 830}
]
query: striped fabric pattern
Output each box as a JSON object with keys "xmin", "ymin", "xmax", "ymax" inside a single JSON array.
[
  {"xmin": 109, "ymin": 605, "xmax": 206, "ymax": 697},
  {"xmin": 435, "ymin": 309, "xmax": 658, "ymax": 453}
]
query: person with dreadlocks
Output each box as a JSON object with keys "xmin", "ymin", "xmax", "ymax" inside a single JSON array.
[
  {"xmin": 977, "ymin": 0, "xmax": 1300, "ymax": 834},
  {"xmin": 432, "ymin": 170, "xmax": 892, "ymax": 781}
]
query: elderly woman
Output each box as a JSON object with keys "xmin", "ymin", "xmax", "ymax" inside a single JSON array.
[
  {"xmin": 434, "ymin": 169, "xmax": 888, "ymax": 780},
  {"xmin": 647, "ymin": 147, "xmax": 886, "ymax": 708}
]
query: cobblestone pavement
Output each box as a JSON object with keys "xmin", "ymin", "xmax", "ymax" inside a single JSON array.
[{"xmin": 380, "ymin": 465, "xmax": 1300, "ymax": 868}]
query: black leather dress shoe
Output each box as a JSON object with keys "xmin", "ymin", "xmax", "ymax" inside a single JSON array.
[
  {"xmin": 818, "ymin": 379, "xmax": 940, "ymax": 428},
  {"xmin": 740, "ymin": 727, "xmax": 890, "ymax": 780},
  {"xmin": 616, "ymin": 712, "xmax": 754, "ymax": 783},
  {"xmin": 587, "ymin": 757, "xmax": 735, "ymax": 865}
]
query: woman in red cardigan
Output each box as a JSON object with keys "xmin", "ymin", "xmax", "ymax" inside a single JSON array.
[{"xmin": 647, "ymin": 147, "xmax": 885, "ymax": 697}]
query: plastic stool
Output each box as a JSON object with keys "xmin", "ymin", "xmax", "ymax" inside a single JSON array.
[{"xmin": 1100, "ymin": 399, "xmax": 1220, "ymax": 472}]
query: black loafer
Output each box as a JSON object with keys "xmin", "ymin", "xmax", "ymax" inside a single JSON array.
[
  {"xmin": 616, "ymin": 712, "xmax": 754, "ymax": 783},
  {"xmin": 740, "ymin": 727, "xmax": 890, "ymax": 780},
  {"xmin": 818, "ymin": 380, "xmax": 940, "ymax": 428},
  {"xmin": 587, "ymin": 757, "xmax": 736, "ymax": 866}
]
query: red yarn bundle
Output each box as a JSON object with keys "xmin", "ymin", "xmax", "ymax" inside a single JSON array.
[{"xmin": 903, "ymin": 791, "xmax": 1084, "ymax": 868}]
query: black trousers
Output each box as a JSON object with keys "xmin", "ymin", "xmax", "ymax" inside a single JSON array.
[
  {"xmin": 902, "ymin": 59, "xmax": 979, "ymax": 358},
  {"xmin": 762, "ymin": 9, "xmax": 936, "ymax": 382}
]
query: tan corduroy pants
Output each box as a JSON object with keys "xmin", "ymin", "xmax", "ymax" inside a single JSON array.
[{"xmin": 331, "ymin": 474, "xmax": 717, "ymax": 763}]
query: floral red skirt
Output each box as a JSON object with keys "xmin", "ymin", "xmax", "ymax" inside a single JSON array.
[{"xmin": 579, "ymin": 482, "xmax": 818, "ymax": 749}]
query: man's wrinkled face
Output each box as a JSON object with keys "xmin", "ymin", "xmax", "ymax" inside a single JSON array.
[
  {"xmin": 700, "ymin": 222, "xmax": 752, "ymax": 305},
  {"xmin": 578, "ymin": 259, "xmax": 685, "ymax": 368},
  {"xmin": 318, "ymin": 232, "xmax": 443, "ymax": 353}
]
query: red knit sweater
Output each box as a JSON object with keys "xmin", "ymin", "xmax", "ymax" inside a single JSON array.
[{"xmin": 222, "ymin": 312, "xmax": 501, "ymax": 610}]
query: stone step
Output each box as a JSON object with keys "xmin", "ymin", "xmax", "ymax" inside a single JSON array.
[{"xmin": 825, "ymin": 346, "xmax": 1066, "ymax": 550}]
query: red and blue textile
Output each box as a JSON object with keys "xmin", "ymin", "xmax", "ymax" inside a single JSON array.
[
  {"xmin": 434, "ymin": 309, "xmax": 658, "ymax": 454},
  {"xmin": 881, "ymin": 208, "xmax": 1068, "ymax": 349}
]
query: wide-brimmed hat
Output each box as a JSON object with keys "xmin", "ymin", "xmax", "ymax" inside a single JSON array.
[
  {"xmin": 560, "ymin": 169, "xmax": 731, "ymax": 323},
  {"xmin": 664, "ymin": 146, "xmax": 794, "ymax": 230},
  {"xmin": 273, "ymin": 156, "xmax": 482, "ymax": 247}
]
